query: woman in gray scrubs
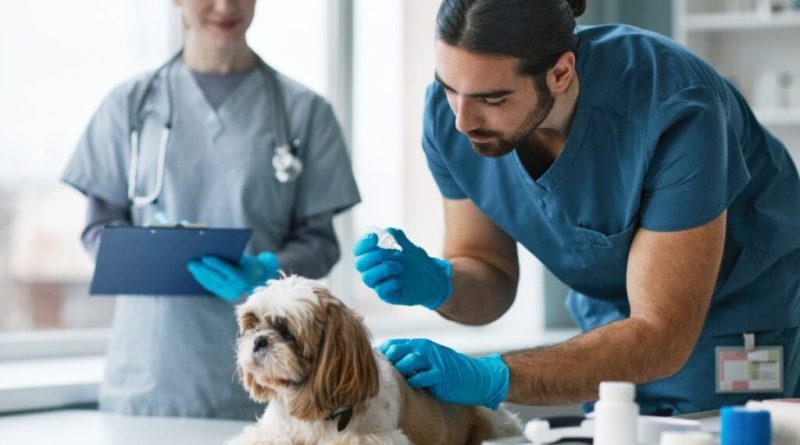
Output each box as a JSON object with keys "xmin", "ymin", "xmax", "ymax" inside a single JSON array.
[{"xmin": 62, "ymin": 0, "xmax": 360, "ymax": 419}]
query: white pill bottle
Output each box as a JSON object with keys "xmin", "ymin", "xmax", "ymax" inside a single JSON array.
[{"xmin": 594, "ymin": 381, "xmax": 639, "ymax": 445}]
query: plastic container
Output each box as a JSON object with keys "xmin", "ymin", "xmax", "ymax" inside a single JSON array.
[
  {"xmin": 367, "ymin": 226, "xmax": 403, "ymax": 251},
  {"xmin": 638, "ymin": 415, "xmax": 701, "ymax": 443},
  {"xmin": 746, "ymin": 399, "xmax": 800, "ymax": 445},
  {"xmin": 593, "ymin": 381, "xmax": 639, "ymax": 445},
  {"xmin": 660, "ymin": 431, "xmax": 714, "ymax": 445},
  {"xmin": 720, "ymin": 406, "xmax": 771, "ymax": 445}
]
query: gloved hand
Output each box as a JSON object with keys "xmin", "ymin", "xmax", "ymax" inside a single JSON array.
[
  {"xmin": 187, "ymin": 252, "xmax": 279, "ymax": 302},
  {"xmin": 378, "ymin": 338, "xmax": 510, "ymax": 409},
  {"xmin": 353, "ymin": 228, "xmax": 452, "ymax": 309}
]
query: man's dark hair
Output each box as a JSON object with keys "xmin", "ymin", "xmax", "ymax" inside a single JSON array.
[{"xmin": 436, "ymin": 0, "xmax": 586, "ymax": 90}]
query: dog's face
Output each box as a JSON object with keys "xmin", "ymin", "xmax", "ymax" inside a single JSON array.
[{"xmin": 235, "ymin": 276, "xmax": 379, "ymax": 421}]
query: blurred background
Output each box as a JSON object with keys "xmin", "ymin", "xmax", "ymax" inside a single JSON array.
[{"xmin": 1, "ymin": 0, "xmax": 799, "ymax": 400}]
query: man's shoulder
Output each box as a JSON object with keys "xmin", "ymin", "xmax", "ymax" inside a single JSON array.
[
  {"xmin": 576, "ymin": 24, "xmax": 727, "ymax": 128},
  {"xmin": 576, "ymin": 24, "xmax": 697, "ymax": 78},
  {"xmin": 576, "ymin": 24, "xmax": 679, "ymax": 52}
]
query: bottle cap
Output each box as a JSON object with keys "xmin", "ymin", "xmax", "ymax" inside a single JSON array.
[
  {"xmin": 720, "ymin": 406, "xmax": 771, "ymax": 445},
  {"xmin": 367, "ymin": 226, "xmax": 403, "ymax": 251},
  {"xmin": 599, "ymin": 381, "xmax": 635, "ymax": 402},
  {"xmin": 660, "ymin": 431, "xmax": 714, "ymax": 445}
]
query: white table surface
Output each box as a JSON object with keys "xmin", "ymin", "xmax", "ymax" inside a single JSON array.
[
  {"xmin": 0, "ymin": 410, "xmax": 250, "ymax": 445},
  {"xmin": 0, "ymin": 409, "xmax": 721, "ymax": 445}
]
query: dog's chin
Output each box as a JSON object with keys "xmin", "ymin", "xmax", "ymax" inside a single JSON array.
[
  {"xmin": 238, "ymin": 339, "xmax": 311, "ymax": 392},
  {"xmin": 258, "ymin": 373, "xmax": 305, "ymax": 390},
  {"xmin": 248, "ymin": 366, "xmax": 307, "ymax": 392}
]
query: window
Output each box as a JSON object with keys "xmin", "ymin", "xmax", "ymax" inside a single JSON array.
[
  {"xmin": 0, "ymin": 0, "xmax": 180, "ymax": 338},
  {"xmin": 248, "ymin": 0, "xmax": 328, "ymax": 96},
  {"xmin": 0, "ymin": 0, "xmax": 331, "ymax": 348}
]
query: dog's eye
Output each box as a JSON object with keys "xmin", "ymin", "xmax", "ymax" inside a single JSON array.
[
  {"xmin": 278, "ymin": 325, "xmax": 295, "ymax": 343},
  {"xmin": 272, "ymin": 317, "xmax": 295, "ymax": 342}
]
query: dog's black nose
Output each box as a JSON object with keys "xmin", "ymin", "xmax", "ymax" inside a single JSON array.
[{"xmin": 253, "ymin": 335, "xmax": 270, "ymax": 354}]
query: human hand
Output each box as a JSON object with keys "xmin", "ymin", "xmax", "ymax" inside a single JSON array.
[
  {"xmin": 353, "ymin": 228, "xmax": 452, "ymax": 309},
  {"xmin": 378, "ymin": 338, "xmax": 510, "ymax": 409},
  {"xmin": 187, "ymin": 251, "xmax": 279, "ymax": 302}
]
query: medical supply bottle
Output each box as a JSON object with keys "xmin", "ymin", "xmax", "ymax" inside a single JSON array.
[
  {"xmin": 720, "ymin": 406, "xmax": 771, "ymax": 445},
  {"xmin": 593, "ymin": 381, "xmax": 639, "ymax": 445}
]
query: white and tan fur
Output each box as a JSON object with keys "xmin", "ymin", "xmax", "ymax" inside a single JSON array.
[{"xmin": 227, "ymin": 275, "xmax": 521, "ymax": 445}]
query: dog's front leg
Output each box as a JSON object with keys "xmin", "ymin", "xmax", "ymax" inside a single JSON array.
[
  {"xmin": 226, "ymin": 424, "xmax": 295, "ymax": 445},
  {"xmin": 225, "ymin": 425, "xmax": 259, "ymax": 445},
  {"xmin": 322, "ymin": 430, "xmax": 413, "ymax": 445}
]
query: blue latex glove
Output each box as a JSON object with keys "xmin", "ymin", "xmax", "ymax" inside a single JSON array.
[
  {"xmin": 187, "ymin": 252, "xmax": 279, "ymax": 302},
  {"xmin": 353, "ymin": 227, "xmax": 452, "ymax": 309},
  {"xmin": 379, "ymin": 338, "xmax": 510, "ymax": 409}
]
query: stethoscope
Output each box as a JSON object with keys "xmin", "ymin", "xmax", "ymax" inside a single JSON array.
[{"xmin": 127, "ymin": 50, "xmax": 303, "ymax": 207}]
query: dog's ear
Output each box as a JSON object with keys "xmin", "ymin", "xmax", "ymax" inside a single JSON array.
[
  {"xmin": 238, "ymin": 365, "xmax": 276, "ymax": 403},
  {"xmin": 236, "ymin": 307, "xmax": 259, "ymax": 334},
  {"xmin": 290, "ymin": 288, "xmax": 379, "ymax": 420}
]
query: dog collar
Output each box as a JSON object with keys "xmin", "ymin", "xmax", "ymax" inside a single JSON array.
[{"xmin": 327, "ymin": 406, "xmax": 353, "ymax": 431}]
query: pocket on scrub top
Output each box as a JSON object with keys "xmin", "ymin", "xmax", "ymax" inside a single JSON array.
[{"xmin": 573, "ymin": 222, "xmax": 638, "ymax": 269}]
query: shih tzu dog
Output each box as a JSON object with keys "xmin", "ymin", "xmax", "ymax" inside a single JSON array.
[{"xmin": 227, "ymin": 275, "xmax": 521, "ymax": 445}]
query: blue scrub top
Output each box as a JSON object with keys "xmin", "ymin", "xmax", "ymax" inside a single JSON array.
[{"xmin": 422, "ymin": 25, "xmax": 800, "ymax": 413}]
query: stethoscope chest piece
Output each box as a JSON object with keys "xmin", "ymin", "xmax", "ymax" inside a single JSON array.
[{"xmin": 272, "ymin": 139, "xmax": 303, "ymax": 183}]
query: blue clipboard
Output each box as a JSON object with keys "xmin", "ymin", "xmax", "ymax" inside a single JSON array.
[{"xmin": 90, "ymin": 226, "xmax": 252, "ymax": 296}]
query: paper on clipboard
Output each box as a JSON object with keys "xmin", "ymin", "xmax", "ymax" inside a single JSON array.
[{"xmin": 90, "ymin": 226, "xmax": 252, "ymax": 296}]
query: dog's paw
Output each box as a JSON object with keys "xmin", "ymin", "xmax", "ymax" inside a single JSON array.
[
  {"xmin": 225, "ymin": 426, "xmax": 263, "ymax": 445},
  {"xmin": 226, "ymin": 425, "xmax": 294, "ymax": 445}
]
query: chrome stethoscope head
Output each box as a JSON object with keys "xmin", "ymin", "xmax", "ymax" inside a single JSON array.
[
  {"xmin": 127, "ymin": 52, "xmax": 179, "ymax": 208},
  {"xmin": 128, "ymin": 114, "xmax": 172, "ymax": 207},
  {"xmin": 272, "ymin": 138, "xmax": 303, "ymax": 183}
]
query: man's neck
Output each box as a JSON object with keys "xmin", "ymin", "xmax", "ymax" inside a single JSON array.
[
  {"xmin": 538, "ymin": 73, "xmax": 580, "ymax": 138},
  {"xmin": 517, "ymin": 75, "xmax": 580, "ymax": 179}
]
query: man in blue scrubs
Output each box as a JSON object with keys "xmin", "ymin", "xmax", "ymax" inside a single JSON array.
[{"xmin": 354, "ymin": 0, "xmax": 800, "ymax": 415}]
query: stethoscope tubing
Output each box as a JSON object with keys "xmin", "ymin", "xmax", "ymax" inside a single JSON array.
[{"xmin": 127, "ymin": 50, "xmax": 301, "ymax": 207}]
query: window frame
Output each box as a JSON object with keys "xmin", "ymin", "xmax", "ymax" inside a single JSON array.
[{"xmin": 0, "ymin": 329, "xmax": 109, "ymax": 361}]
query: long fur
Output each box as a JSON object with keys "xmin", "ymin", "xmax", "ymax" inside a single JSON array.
[{"xmin": 228, "ymin": 275, "xmax": 521, "ymax": 445}]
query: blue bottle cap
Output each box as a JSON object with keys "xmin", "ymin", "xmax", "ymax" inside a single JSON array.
[{"xmin": 720, "ymin": 406, "xmax": 771, "ymax": 445}]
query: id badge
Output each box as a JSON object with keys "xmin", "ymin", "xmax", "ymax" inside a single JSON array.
[{"xmin": 715, "ymin": 333, "xmax": 783, "ymax": 393}]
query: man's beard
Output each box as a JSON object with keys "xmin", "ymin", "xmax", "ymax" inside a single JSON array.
[{"xmin": 468, "ymin": 87, "xmax": 555, "ymax": 158}]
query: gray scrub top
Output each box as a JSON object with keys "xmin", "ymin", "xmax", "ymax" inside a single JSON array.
[{"xmin": 62, "ymin": 59, "xmax": 360, "ymax": 418}]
